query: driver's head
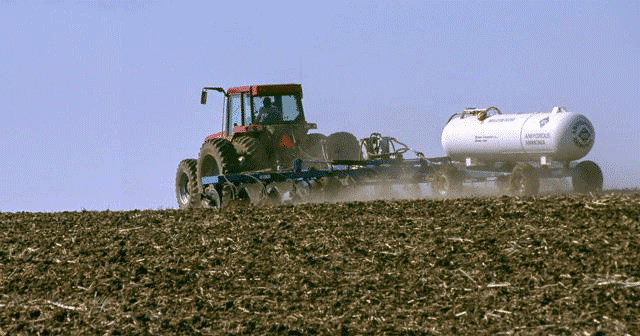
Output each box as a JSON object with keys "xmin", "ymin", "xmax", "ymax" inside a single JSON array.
[{"xmin": 263, "ymin": 97, "xmax": 272, "ymax": 107}]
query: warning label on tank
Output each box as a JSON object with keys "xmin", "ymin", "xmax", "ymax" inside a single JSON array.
[
  {"xmin": 572, "ymin": 120, "xmax": 594, "ymax": 148},
  {"xmin": 524, "ymin": 132, "xmax": 550, "ymax": 146}
]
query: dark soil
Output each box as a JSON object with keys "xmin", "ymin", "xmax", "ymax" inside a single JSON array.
[{"xmin": 1, "ymin": 192, "xmax": 639, "ymax": 335}]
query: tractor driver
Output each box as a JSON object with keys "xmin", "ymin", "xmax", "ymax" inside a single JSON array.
[{"xmin": 256, "ymin": 97, "xmax": 282, "ymax": 123}]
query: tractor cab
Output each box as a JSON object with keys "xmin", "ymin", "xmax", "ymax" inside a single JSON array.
[{"xmin": 201, "ymin": 84, "xmax": 316, "ymax": 139}]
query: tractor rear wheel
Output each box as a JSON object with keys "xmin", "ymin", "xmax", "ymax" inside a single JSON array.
[
  {"xmin": 197, "ymin": 138, "xmax": 240, "ymax": 188},
  {"xmin": 510, "ymin": 163, "xmax": 540, "ymax": 196},
  {"xmin": 233, "ymin": 135, "xmax": 269, "ymax": 171},
  {"xmin": 303, "ymin": 133, "xmax": 327, "ymax": 160},
  {"xmin": 431, "ymin": 165, "xmax": 463, "ymax": 197},
  {"xmin": 175, "ymin": 159, "xmax": 200, "ymax": 209},
  {"xmin": 572, "ymin": 160, "xmax": 603, "ymax": 193},
  {"xmin": 326, "ymin": 132, "xmax": 360, "ymax": 161}
]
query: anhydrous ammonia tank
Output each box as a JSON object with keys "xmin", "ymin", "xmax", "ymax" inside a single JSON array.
[{"xmin": 441, "ymin": 107, "xmax": 595, "ymax": 163}]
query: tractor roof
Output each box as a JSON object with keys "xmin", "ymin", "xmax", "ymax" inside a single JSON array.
[{"xmin": 227, "ymin": 84, "xmax": 302, "ymax": 97}]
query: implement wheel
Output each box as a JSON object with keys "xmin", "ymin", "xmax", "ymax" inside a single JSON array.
[
  {"xmin": 431, "ymin": 165, "xmax": 463, "ymax": 197},
  {"xmin": 197, "ymin": 138, "xmax": 240, "ymax": 188},
  {"xmin": 175, "ymin": 159, "xmax": 201, "ymax": 209},
  {"xmin": 201, "ymin": 185, "xmax": 221, "ymax": 209},
  {"xmin": 233, "ymin": 135, "xmax": 270, "ymax": 171},
  {"xmin": 510, "ymin": 163, "xmax": 540, "ymax": 196},
  {"xmin": 572, "ymin": 160, "xmax": 603, "ymax": 193},
  {"xmin": 326, "ymin": 132, "xmax": 360, "ymax": 160}
]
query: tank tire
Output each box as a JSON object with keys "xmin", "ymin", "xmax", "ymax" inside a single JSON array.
[
  {"xmin": 233, "ymin": 135, "xmax": 270, "ymax": 171},
  {"xmin": 496, "ymin": 175, "xmax": 510, "ymax": 193},
  {"xmin": 197, "ymin": 138, "xmax": 240, "ymax": 189},
  {"xmin": 175, "ymin": 159, "xmax": 201, "ymax": 209},
  {"xmin": 510, "ymin": 163, "xmax": 540, "ymax": 196},
  {"xmin": 431, "ymin": 165, "xmax": 463, "ymax": 197},
  {"xmin": 572, "ymin": 160, "xmax": 603, "ymax": 193},
  {"xmin": 326, "ymin": 132, "xmax": 360, "ymax": 161},
  {"xmin": 303, "ymin": 133, "xmax": 327, "ymax": 160}
]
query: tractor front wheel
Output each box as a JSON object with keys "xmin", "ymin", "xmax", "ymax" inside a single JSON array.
[{"xmin": 175, "ymin": 159, "xmax": 200, "ymax": 209}]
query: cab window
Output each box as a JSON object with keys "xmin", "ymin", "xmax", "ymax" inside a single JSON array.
[
  {"xmin": 281, "ymin": 95, "xmax": 301, "ymax": 121},
  {"xmin": 227, "ymin": 94, "xmax": 242, "ymax": 135},
  {"xmin": 242, "ymin": 93, "xmax": 252, "ymax": 125},
  {"xmin": 252, "ymin": 94, "xmax": 302, "ymax": 124}
]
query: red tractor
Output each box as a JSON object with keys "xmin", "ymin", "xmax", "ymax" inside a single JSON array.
[{"xmin": 176, "ymin": 83, "xmax": 360, "ymax": 209}]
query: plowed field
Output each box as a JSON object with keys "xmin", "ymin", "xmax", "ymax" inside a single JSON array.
[{"xmin": 1, "ymin": 192, "xmax": 639, "ymax": 335}]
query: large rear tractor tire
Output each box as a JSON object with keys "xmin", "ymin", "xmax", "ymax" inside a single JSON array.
[
  {"xmin": 302, "ymin": 133, "xmax": 327, "ymax": 160},
  {"xmin": 175, "ymin": 159, "xmax": 201, "ymax": 209},
  {"xmin": 325, "ymin": 132, "xmax": 360, "ymax": 161},
  {"xmin": 431, "ymin": 165, "xmax": 463, "ymax": 197},
  {"xmin": 510, "ymin": 163, "xmax": 540, "ymax": 196},
  {"xmin": 572, "ymin": 160, "xmax": 603, "ymax": 193},
  {"xmin": 197, "ymin": 138, "xmax": 240, "ymax": 189},
  {"xmin": 233, "ymin": 135, "xmax": 270, "ymax": 171}
]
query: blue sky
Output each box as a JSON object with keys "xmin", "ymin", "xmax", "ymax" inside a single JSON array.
[{"xmin": 1, "ymin": 1, "xmax": 638, "ymax": 211}]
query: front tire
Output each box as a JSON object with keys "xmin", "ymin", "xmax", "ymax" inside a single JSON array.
[
  {"xmin": 176, "ymin": 159, "xmax": 200, "ymax": 209},
  {"xmin": 572, "ymin": 160, "xmax": 603, "ymax": 193},
  {"xmin": 201, "ymin": 185, "xmax": 221, "ymax": 209}
]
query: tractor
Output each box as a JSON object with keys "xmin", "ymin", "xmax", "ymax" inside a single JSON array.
[{"xmin": 176, "ymin": 83, "xmax": 360, "ymax": 209}]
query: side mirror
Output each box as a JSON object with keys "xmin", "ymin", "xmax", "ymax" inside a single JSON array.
[{"xmin": 200, "ymin": 90, "xmax": 208, "ymax": 105}]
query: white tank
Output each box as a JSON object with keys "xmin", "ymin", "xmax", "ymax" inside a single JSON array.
[{"xmin": 441, "ymin": 107, "xmax": 595, "ymax": 163}]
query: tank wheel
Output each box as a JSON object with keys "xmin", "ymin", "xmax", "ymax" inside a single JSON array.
[
  {"xmin": 403, "ymin": 183, "xmax": 422, "ymax": 199},
  {"xmin": 302, "ymin": 133, "xmax": 327, "ymax": 160},
  {"xmin": 175, "ymin": 159, "xmax": 201, "ymax": 209},
  {"xmin": 496, "ymin": 175, "xmax": 510, "ymax": 193},
  {"xmin": 201, "ymin": 185, "xmax": 221, "ymax": 209},
  {"xmin": 510, "ymin": 163, "xmax": 540, "ymax": 196},
  {"xmin": 572, "ymin": 160, "xmax": 603, "ymax": 193},
  {"xmin": 197, "ymin": 138, "xmax": 240, "ymax": 189},
  {"xmin": 431, "ymin": 165, "xmax": 463, "ymax": 197},
  {"xmin": 326, "ymin": 132, "xmax": 360, "ymax": 161},
  {"xmin": 233, "ymin": 135, "xmax": 270, "ymax": 171}
]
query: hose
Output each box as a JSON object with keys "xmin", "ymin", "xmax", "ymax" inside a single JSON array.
[{"xmin": 360, "ymin": 133, "xmax": 424, "ymax": 160}]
